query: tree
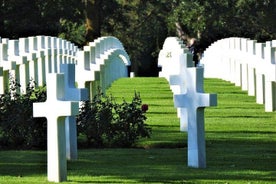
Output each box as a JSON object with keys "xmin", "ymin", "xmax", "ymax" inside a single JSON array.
[
  {"xmin": 168, "ymin": 0, "xmax": 234, "ymax": 50},
  {"xmin": 168, "ymin": 0, "xmax": 276, "ymax": 52},
  {"xmin": 233, "ymin": 0, "xmax": 276, "ymax": 41},
  {"xmin": 1, "ymin": 0, "xmax": 41, "ymax": 38},
  {"xmin": 83, "ymin": 0, "xmax": 102, "ymax": 43},
  {"xmin": 0, "ymin": 0, "xmax": 84, "ymax": 41},
  {"xmin": 105, "ymin": 0, "xmax": 170, "ymax": 76},
  {"xmin": 1, "ymin": 0, "xmax": 276, "ymax": 76}
]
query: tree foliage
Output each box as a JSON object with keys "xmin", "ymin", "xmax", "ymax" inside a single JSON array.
[
  {"xmin": 106, "ymin": 0, "xmax": 170, "ymax": 76},
  {"xmin": 168, "ymin": 0, "xmax": 276, "ymax": 50},
  {"xmin": 1, "ymin": 0, "xmax": 275, "ymax": 75},
  {"xmin": 0, "ymin": 0, "xmax": 84, "ymax": 45}
]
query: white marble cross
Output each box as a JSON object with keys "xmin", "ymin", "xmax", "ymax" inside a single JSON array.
[
  {"xmin": 33, "ymin": 73, "xmax": 79, "ymax": 182},
  {"xmin": 174, "ymin": 67, "xmax": 217, "ymax": 168},
  {"xmin": 255, "ymin": 42, "xmax": 266, "ymax": 104},
  {"xmin": 264, "ymin": 43, "xmax": 276, "ymax": 111},
  {"xmin": 59, "ymin": 64, "xmax": 88, "ymax": 160},
  {"xmin": 75, "ymin": 50, "xmax": 95, "ymax": 95},
  {"xmin": 0, "ymin": 42, "xmax": 16, "ymax": 93},
  {"xmin": 201, "ymin": 37, "xmax": 276, "ymax": 112},
  {"xmin": 158, "ymin": 37, "xmax": 194, "ymax": 131},
  {"xmin": 0, "ymin": 66, "xmax": 3, "ymax": 94},
  {"xmin": 168, "ymin": 53, "xmax": 193, "ymax": 131}
]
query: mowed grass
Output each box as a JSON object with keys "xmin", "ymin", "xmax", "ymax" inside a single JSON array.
[
  {"xmin": 0, "ymin": 77, "xmax": 276, "ymax": 183},
  {"xmin": 106, "ymin": 77, "xmax": 185, "ymax": 148}
]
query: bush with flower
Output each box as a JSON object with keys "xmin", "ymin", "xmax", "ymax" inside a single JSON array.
[
  {"xmin": 77, "ymin": 91, "xmax": 151, "ymax": 148},
  {"xmin": 0, "ymin": 79, "xmax": 151, "ymax": 149}
]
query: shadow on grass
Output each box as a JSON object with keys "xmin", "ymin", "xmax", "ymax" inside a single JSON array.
[
  {"xmin": 76, "ymin": 138, "xmax": 276, "ymax": 183},
  {"xmin": 68, "ymin": 138, "xmax": 276, "ymax": 183},
  {"xmin": 0, "ymin": 150, "xmax": 46, "ymax": 177},
  {"xmin": 1, "ymin": 138, "xmax": 276, "ymax": 183}
]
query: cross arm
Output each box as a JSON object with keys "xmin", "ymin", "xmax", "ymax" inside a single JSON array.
[{"xmin": 33, "ymin": 101, "xmax": 79, "ymax": 118}]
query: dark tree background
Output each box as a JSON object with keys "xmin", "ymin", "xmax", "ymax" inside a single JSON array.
[{"xmin": 1, "ymin": 0, "xmax": 275, "ymax": 76}]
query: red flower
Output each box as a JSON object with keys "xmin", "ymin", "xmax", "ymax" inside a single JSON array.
[{"xmin": 141, "ymin": 104, "xmax": 148, "ymax": 112}]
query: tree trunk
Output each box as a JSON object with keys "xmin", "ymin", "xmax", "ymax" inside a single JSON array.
[
  {"xmin": 175, "ymin": 22, "xmax": 190, "ymax": 44},
  {"xmin": 84, "ymin": 0, "xmax": 102, "ymax": 44}
]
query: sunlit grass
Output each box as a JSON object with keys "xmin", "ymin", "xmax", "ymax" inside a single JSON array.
[{"xmin": 0, "ymin": 77, "xmax": 275, "ymax": 183}]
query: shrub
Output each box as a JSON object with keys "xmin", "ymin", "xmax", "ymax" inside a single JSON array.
[
  {"xmin": 0, "ymin": 79, "xmax": 47, "ymax": 149},
  {"xmin": 77, "ymin": 92, "xmax": 114, "ymax": 147},
  {"xmin": 0, "ymin": 79, "xmax": 151, "ymax": 149},
  {"xmin": 77, "ymin": 91, "xmax": 151, "ymax": 148}
]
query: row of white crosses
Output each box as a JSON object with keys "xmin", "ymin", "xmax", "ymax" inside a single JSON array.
[
  {"xmin": 201, "ymin": 37, "xmax": 276, "ymax": 112},
  {"xmin": 158, "ymin": 37, "xmax": 217, "ymax": 168},
  {"xmin": 0, "ymin": 36, "xmax": 79, "ymax": 94},
  {"xmin": 0, "ymin": 36, "xmax": 130, "ymax": 96},
  {"xmin": 0, "ymin": 35, "xmax": 130, "ymax": 182},
  {"xmin": 76, "ymin": 36, "xmax": 130, "ymax": 96}
]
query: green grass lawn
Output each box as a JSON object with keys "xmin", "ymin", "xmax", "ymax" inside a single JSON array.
[{"xmin": 0, "ymin": 77, "xmax": 276, "ymax": 183}]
